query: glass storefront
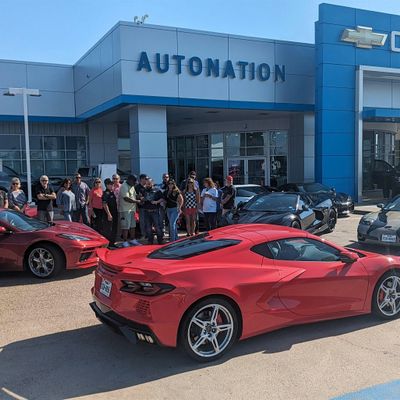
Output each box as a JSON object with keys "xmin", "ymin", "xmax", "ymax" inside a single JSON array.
[
  {"xmin": 168, "ymin": 131, "xmax": 288, "ymax": 186},
  {"xmin": 0, "ymin": 134, "xmax": 87, "ymax": 177}
]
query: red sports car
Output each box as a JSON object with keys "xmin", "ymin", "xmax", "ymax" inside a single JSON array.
[
  {"xmin": 91, "ymin": 224, "xmax": 400, "ymax": 362},
  {"xmin": 0, "ymin": 208, "xmax": 108, "ymax": 278}
]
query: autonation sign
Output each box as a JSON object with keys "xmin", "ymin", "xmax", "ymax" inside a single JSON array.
[{"xmin": 137, "ymin": 51, "xmax": 286, "ymax": 82}]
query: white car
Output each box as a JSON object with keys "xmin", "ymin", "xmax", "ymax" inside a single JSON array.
[{"xmin": 234, "ymin": 184, "xmax": 269, "ymax": 206}]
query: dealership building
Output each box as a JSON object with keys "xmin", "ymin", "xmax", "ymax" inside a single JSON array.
[{"xmin": 2, "ymin": 3, "xmax": 400, "ymax": 200}]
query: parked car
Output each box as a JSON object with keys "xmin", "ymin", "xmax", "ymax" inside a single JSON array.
[
  {"xmin": 279, "ymin": 182, "xmax": 354, "ymax": 216},
  {"xmin": 222, "ymin": 192, "xmax": 337, "ymax": 234},
  {"xmin": 234, "ymin": 184, "xmax": 271, "ymax": 207},
  {"xmin": 368, "ymin": 159, "xmax": 400, "ymax": 198},
  {"xmin": 91, "ymin": 224, "xmax": 400, "ymax": 362},
  {"xmin": 0, "ymin": 209, "xmax": 108, "ymax": 278},
  {"xmin": 77, "ymin": 164, "xmax": 117, "ymax": 188},
  {"xmin": 358, "ymin": 195, "xmax": 400, "ymax": 245},
  {"xmin": 0, "ymin": 165, "xmax": 38, "ymax": 195}
]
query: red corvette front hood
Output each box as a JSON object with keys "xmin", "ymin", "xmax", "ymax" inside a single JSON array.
[{"xmin": 45, "ymin": 221, "xmax": 105, "ymax": 240}]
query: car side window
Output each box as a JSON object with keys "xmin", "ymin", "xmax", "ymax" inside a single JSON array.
[
  {"xmin": 251, "ymin": 243, "xmax": 274, "ymax": 258},
  {"xmin": 267, "ymin": 238, "xmax": 341, "ymax": 262}
]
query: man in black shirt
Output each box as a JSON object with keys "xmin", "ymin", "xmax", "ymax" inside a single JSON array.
[
  {"xmin": 221, "ymin": 175, "xmax": 236, "ymax": 215},
  {"xmin": 102, "ymin": 178, "xmax": 118, "ymax": 246},
  {"xmin": 35, "ymin": 175, "xmax": 56, "ymax": 222},
  {"xmin": 135, "ymin": 174, "xmax": 148, "ymax": 239},
  {"xmin": 142, "ymin": 178, "xmax": 164, "ymax": 244}
]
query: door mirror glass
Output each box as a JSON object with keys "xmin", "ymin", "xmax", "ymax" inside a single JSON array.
[
  {"xmin": 339, "ymin": 251, "xmax": 359, "ymax": 264},
  {"xmin": 377, "ymin": 203, "xmax": 384, "ymax": 209}
]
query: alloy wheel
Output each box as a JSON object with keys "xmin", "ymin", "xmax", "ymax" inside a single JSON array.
[
  {"xmin": 187, "ymin": 304, "xmax": 235, "ymax": 359},
  {"xmin": 28, "ymin": 247, "xmax": 55, "ymax": 278},
  {"xmin": 377, "ymin": 275, "xmax": 400, "ymax": 317}
]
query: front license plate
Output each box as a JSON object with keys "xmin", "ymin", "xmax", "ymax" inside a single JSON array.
[
  {"xmin": 100, "ymin": 279, "xmax": 112, "ymax": 297},
  {"xmin": 382, "ymin": 234, "xmax": 397, "ymax": 243}
]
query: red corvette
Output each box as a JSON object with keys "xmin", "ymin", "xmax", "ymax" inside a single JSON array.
[
  {"xmin": 91, "ymin": 224, "xmax": 400, "ymax": 362},
  {"xmin": 0, "ymin": 208, "xmax": 108, "ymax": 278}
]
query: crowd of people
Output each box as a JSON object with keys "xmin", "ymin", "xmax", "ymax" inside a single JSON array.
[{"xmin": 0, "ymin": 170, "xmax": 237, "ymax": 247}]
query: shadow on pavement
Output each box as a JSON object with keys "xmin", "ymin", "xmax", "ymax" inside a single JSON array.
[
  {"xmin": 0, "ymin": 267, "xmax": 95, "ymax": 288},
  {"xmin": 0, "ymin": 314, "xmax": 386, "ymax": 400}
]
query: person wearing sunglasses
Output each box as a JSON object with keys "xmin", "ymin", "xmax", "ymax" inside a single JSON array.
[
  {"xmin": 7, "ymin": 178, "xmax": 27, "ymax": 213},
  {"xmin": 88, "ymin": 178, "xmax": 104, "ymax": 233},
  {"xmin": 35, "ymin": 175, "xmax": 56, "ymax": 223},
  {"xmin": 71, "ymin": 174, "xmax": 90, "ymax": 225}
]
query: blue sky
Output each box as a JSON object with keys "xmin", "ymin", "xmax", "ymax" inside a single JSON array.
[{"xmin": 2, "ymin": 0, "xmax": 400, "ymax": 64}]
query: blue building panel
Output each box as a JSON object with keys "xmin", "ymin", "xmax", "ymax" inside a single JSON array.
[
  {"xmin": 318, "ymin": 64, "xmax": 355, "ymax": 89},
  {"xmin": 356, "ymin": 8, "xmax": 392, "ymax": 32},
  {"xmin": 318, "ymin": 43, "xmax": 356, "ymax": 66},
  {"xmin": 318, "ymin": 133, "xmax": 355, "ymax": 156},
  {"xmin": 355, "ymin": 48, "xmax": 391, "ymax": 67},
  {"xmin": 318, "ymin": 3, "xmax": 356, "ymax": 27},
  {"xmin": 318, "ymin": 110, "xmax": 355, "ymax": 133},
  {"xmin": 319, "ymin": 87, "xmax": 355, "ymax": 111}
]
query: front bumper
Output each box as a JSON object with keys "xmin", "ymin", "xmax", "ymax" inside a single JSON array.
[
  {"xmin": 90, "ymin": 300, "xmax": 160, "ymax": 345},
  {"xmin": 336, "ymin": 201, "xmax": 355, "ymax": 215},
  {"xmin": 357, "ymin": 224, "xmax": 400, "ymax": 245}
]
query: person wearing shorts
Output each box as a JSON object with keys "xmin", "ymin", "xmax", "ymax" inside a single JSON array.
[
  {"xmin": 183, "ymin": 178, "xmax": 200, "ymax": 236},
  {"xmin": 119, "ymin": 175, "xmax": 141, "ymax": 247}
]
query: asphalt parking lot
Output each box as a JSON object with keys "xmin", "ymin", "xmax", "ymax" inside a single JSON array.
[{"xmin": 1, "ymin": 206, "xmax": 400, "ymax": 400}]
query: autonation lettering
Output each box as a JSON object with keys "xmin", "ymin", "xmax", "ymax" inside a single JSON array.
[{"xmin": 137, "ymin": 51, "xmax": 286, "ymax": 82}]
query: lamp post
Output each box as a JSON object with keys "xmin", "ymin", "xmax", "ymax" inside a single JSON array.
[{"xmin": 4, "ymin": 88, "xmax": 41, "ymax": 203}]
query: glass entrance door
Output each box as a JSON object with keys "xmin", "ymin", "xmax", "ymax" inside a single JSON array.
[{"xmin": 227, "ymin": 158, "xmax": 266, "ymax": 185}]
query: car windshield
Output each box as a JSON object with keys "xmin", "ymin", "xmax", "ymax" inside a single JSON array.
[
  {"xmin": 3, "ymin": 165, "xmax": 20, "ymax": 176},
  {"xmin": 148, "ymin": 233, "xmax": 241, "ymax": 259},
  {"xmin": 236, "ymin": 186, "xmax": 267, "ymax": 197},
  {"xmin": 383, "ymin": 197, "xmax": 400, "ymax": 212},
  {"xmin": 299, "ymin": 183, "xmax": 330, "ymax": 193},
  {"xmin": 244, "ymin": 194, "xmax": 298, "ymax": 212},
  {"xmin": 0, "ymin": 210, "xmax": 48, "ymax": 232}
]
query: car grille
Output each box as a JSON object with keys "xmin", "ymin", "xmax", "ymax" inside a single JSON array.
[{"xmin": 136, "ymin": 299, "xmax": 151, "ymax": 318}]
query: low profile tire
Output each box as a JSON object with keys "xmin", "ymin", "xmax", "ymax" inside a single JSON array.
[
  {"xmin": 291, "ymin": 220, "xmax": 301, "ymax": 230},
  {"xmin": 180, "ymin": 297, "xmax": 239, "ymax": 362},
  {"xmin": 372, "ymin": 271, "xmax": 400, "ymax": 319},
  {"xmin": 26, "ymin": 244, "xmax": 65, "ymax": 279},
  {"xmin": 326, "ymin": 209, "xmax": 337, "ymax": 233}
]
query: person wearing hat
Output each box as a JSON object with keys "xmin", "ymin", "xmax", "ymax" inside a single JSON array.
[
  {"xmin": 102, "ymin": 178, "xmax": 119, "ymax": 246},
  {"xmin": 221, "ymin": 175, "xmax": 236, "ymax": 215}
]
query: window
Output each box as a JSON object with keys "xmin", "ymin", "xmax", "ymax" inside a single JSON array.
[
  {"xmin": 0, "ymin": 210, "xmax": 47, "ymax": 232},
  {"xmin": 267, "ymin": 238, "xmax": 341, "ymax": 262},
  {"xmin": 244, "ymin": 193, "xmax": 298, "ymax": 212},
  {"xmin": 148, "ymin": 233, "xmax": 241, "ymax": 259}
]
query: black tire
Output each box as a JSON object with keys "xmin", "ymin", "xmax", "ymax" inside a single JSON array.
[
  {"xmin": 291, "ymin": 220, "xmax": 301, "ymax": 230},
  {"xmin": 326, "ymin": 209, "xmax": 337, "ymax": 233},
  {"xmin": 180, "ymin": 297, "xmax": 239, "ymax": 362},
  {"xmin": 26, "ymin": 243, "xmax": 65, "ymax": 279},
  {"xmin": 372, "ymin": 270, "xmax": 400, "ymax": 320}
]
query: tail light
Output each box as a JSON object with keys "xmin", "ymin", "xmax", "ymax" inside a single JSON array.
[{"xmin": 120, "ymin": 281, "xmax": 175, "ymax": 296}]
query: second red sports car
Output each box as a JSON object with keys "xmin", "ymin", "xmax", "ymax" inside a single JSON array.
[
  {"xmin": 91, "ymin": 224, "xmax": 400, "ymax": 362},
  {"xmin": 0, "ymin": 208, "xmax": 108, "ymax": 278}
]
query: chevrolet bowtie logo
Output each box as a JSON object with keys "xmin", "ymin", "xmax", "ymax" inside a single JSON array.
[{"xmin": 341, "ymin": 26, "xmax": 387, "ymax": 48}]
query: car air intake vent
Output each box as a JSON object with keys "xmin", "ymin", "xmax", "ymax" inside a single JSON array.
[{"xmin": 136, "ymin": 299, "xmax": 151, "ymax": 317}]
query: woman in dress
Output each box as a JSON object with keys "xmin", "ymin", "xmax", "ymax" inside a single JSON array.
[
  {"xmin": 88, "ymin": 178, "xmax": 104, "ymax": 233},
  {"xmin": 200, "ymin": 177, "xmax": 219, "ymax": 231},
  {"xmin": 183, "ymin": 178, "xmax": 200, "ymax": 236},
  {"xmin": 57, "ymin": 178, "xmax": 76, "ymax": 221},
  {"xmin": 8, "ymin": 177, "xmax": 27, "ymax": 213},
  {"xmin": 163, "ymin": 179, "xmax": 183, "ymax": 242}
]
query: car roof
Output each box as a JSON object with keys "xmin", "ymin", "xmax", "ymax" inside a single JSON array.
[
  {"xmin": 210, "ymin": 223, "xmax": 308, "ymax": 242},
  {"xmin": 234, "ymin": 184, "xmax": 262, "ymax": 188}
]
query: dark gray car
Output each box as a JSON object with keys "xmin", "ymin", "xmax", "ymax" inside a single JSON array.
[{"xmin": 358, "ymin": 196, "xmax": 400, "ymax": 245}]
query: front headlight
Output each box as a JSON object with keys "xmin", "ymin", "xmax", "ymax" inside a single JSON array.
[
  {"xmin": 359, "ymin": 218, "xmax": 372, "ymax": 226},
  {"xmin": 58, "ymin": 233, "xmax": 91, "ymax": 241}
]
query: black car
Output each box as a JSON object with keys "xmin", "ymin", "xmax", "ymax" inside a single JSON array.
[
  {"xmin": 368, "ymin": 159, "xmax": 400, "ymax": 198},
  {"xmin": 278, "ymin": 182, "xmax": 354, "ymax": 216},
  {"xmin": 222, "ymin": 192, "xmax": 337, "ymax": 234},
  {"xmin": 0, "ymin": 165, "xmax": 38, "ymax": 196}
]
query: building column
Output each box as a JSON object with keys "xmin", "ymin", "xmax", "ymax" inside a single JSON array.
[{"xmin": 129, "ymin": 105, "xmax": 168, "ymax": 181}]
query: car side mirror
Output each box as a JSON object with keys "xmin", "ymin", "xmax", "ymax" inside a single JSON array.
[
  {"xmin": 330, "ymin": 187, "xmax": 336, "ymax": 192},
  {"xmin": 0, "ymin": 226, "xmax": 10, "ymax": 234},
  {"xmin": 302, "ymin": 204, "xmax": 309, "ymax": 211},
  {"xmin": 236, "ymin": 201, "xmax": 245, "ymax": 209},
  {"xmin": 377, "ymin": 203, "xmax": 384, "ymax": 209},
  {"xmin": 339, "ymin": 251, "xmax": 359, "ymax": 264}
]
